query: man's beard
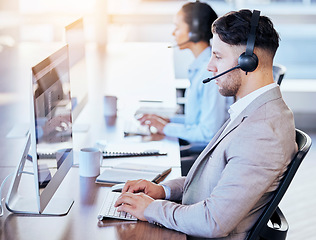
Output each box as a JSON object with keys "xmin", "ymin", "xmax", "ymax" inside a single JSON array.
[{"xmin": 218, "ymin": 70, "xmax": 242, "ymax": 97}]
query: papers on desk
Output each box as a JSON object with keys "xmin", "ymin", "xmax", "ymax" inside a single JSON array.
[{"xmin": 95, "ymin": 163, "xmax": 171, "ymax": 185}]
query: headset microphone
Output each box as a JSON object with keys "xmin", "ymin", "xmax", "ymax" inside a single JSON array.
[
  {"xmin": 202, "ymin": 65, "xmax": 240, "ymax": 83},
  {"xmin": 167, "ymin": 40, "xmax": 191, "ymax": 48}
]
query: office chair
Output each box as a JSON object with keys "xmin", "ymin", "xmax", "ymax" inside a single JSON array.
[
  {"xmin": 273, "ymin": 64, "xmax": 286, "ymax": 86},
  {"xmin": 179, "ymin": 140, "xmax": 207, "ymax": 176},
  {"xmin": 247, "ymin": 128, "xmax": 312, "ymax": 240}
]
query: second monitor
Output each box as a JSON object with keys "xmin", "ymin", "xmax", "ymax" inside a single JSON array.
[{"xmin": 65, "ymin": 17, "xmax": 89, "ymax": 123}]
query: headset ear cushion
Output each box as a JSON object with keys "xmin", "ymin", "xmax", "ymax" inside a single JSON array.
[
  {"xmin": 188, "ymin": 32, "xmax": 200, "ymax": 43},
  {"xmin": 238, "ymin": 52, "xmax": 259, "ymax": 72}
]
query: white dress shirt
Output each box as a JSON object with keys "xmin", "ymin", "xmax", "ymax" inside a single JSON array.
[{"xmin": 226, "ymin": 83, "xmax": 278, "ymax": 130}]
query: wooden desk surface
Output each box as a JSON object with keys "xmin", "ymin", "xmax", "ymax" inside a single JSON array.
[{"xmin": 0, "ymin": 167, "xmax": 185, "ymax": 240}]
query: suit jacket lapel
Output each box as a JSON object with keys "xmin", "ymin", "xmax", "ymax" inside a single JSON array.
[
  {"xmin": 183, "ymin": 118, "xmax": 229, "ymax": 191},
  {"xmin": 197, "ymin": 118, "xmax": 231, "ymax": 157},
  {"xmin": 184, "ymin": 117, "xmax": 243, "ymax": 191}
]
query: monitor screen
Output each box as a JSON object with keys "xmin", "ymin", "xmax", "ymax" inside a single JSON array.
[
  {"xmin": 31, "ymin": 45, "xmax": 74, "ymax": 214},
  {"xmin": 65, "ymin": 17, "xmax": 89, "ymax": 122},
  {"xmin": 6, "ymin": 45, "xmax": 74, "ymax": 215}
]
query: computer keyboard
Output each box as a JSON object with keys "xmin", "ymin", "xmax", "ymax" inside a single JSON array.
[
  {"xmin": 97, "ymin": 191, "xmax": 137, "ymax": 221},
  {"xmin": 123, "ymin": 119, "xmax": 151, "ymax": 136},
  {"xmin": 37, "ymin": 152, "xmax": 56, "ymax": 159}
]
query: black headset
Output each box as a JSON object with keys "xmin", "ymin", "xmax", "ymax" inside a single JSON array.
[
  {"xmin": 203, "ymin": 10, "xmax": 261, "ymax": 83},
  {"xmin": 188, "ymin": 1, "xmax": 202, "ymax": 43},
  {"xmin": 238, "ymin": 10, "xmax": 260, "ymax": 74}
]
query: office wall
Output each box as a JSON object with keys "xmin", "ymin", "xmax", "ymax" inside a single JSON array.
[{"xmin": 0, "ymin": 0, "xmax": 18, "ymax": 11}]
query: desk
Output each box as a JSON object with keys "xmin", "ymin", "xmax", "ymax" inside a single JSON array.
[
  {"xmin": 0, "ymin": 167, "xmax": 185, "ymax": 240},
  {"xmin": 0, "ymin": 42, "xmax": 185, "ymax": 239}
]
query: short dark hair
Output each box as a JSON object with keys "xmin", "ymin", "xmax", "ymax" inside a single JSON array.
[
  {"xmin": 212, "ymin": 9, "xmax": 280, "ymax": 57},
  {"xmin": 181, "ymin": 1, "xmax": 218, "ymax": 42}
]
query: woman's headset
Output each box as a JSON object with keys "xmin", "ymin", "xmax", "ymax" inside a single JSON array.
[{"xmin": 188, "ymin": 1, "xmax": 202, "ymax": 43}]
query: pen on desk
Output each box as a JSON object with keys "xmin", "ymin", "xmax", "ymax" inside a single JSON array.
[{"xmin": 152, "ymin": 168, "xmax": 172, "ymax": 184}]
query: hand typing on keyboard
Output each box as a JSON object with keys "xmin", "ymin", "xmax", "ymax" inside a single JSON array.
[
  {"xmin": 114, "ymin": 179, "xmax": 166, "ymax": 221},
  {"xmin": 98, "ymin": 191, "xmax": 137, "ymax": 221},
  {"xmin": 137, "ymin": 114, "xmax": 170, "ymax": 135},
  {"xmin": 114, "ymin": 192, "xmax": 154, "ymax": 222}
]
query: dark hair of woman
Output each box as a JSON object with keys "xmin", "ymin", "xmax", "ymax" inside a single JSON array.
[{"xmin": 181, "ymin": 2, "xmax": 218, "ymax": 43}]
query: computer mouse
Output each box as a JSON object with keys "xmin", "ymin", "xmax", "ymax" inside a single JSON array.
[{"xmin": 111, "ymin": 183, "xmax": 125, "ymax": 192}]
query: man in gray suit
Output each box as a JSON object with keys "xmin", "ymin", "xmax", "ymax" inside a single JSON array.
[{"xmin": 115, "ymin": 9, "xmax": 297, "ymax": 239}]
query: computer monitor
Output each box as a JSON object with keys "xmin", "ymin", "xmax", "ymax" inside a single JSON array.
[
  {"xmin": 65, "ymin": 17, "xmax": 89, "ymax": 123},
  {"xmin": 6, "ymin": 45, "xmax": 74, "ymax": 215}
]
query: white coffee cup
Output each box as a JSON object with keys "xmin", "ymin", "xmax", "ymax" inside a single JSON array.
[
  {"xmin": 79, "ymin": 148, "xmax": 101, "ymax": 177},
  {"xmin": 103, "ymin": 95, "xmax": 117, "ymax": 117}
]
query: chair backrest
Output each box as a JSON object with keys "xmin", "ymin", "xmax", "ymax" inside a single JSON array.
[
  {"xmin": 273, "ymin": 64, "xmax": 287, "ymax": 86},
  {"xmin": 247, "ymin": 129, "xmax": 312, "ymax": 240}
]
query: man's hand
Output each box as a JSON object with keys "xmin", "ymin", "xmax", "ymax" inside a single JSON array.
[
  {"xmin": 122, "ymin": 179, "xmax": 166, "ymax": 200},
  {"xmin": 114, "ymin": 192, "xmax": 154, "ymax": 221}
]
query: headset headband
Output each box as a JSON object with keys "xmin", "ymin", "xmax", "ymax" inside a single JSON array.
[
  {"xmin": 191, "ymin": 1, "xmax": 201, "ymax": 36},
  {"xmin": 245, "ymin": 10, "xmax": 260, "ymax": 56}
]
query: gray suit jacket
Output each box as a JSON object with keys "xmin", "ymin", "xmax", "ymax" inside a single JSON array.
[{"xmin": 144, "ymin": 86, "xmax": 297, "ymax": 239}]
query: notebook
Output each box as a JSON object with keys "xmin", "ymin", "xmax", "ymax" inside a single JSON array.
[
  {"xmin": 101, "ymin": 141, "xmax": 168, "ymax": 159},
  {"xmin": 95, "ymin": 163, "xmax": 171, "ymax": 185},
  {"xmin": 102, "ymin": 150, "xmax": 167, "ymax": 158}
]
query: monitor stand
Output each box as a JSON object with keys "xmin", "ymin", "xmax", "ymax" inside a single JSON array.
[
  {"xmin": 5, "ymin": 134, "xmax": 74, "ymax": 216},
  {"xmin": 6, "ymin": 196, "xmax": 74, "ymax": 216}
]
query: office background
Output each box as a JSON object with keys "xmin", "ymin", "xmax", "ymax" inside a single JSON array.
[{"xmin": 0, "ymin": 0, "xmax": 315, "ymax": 239}]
